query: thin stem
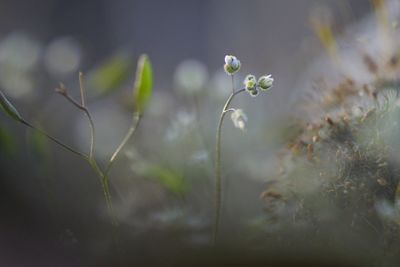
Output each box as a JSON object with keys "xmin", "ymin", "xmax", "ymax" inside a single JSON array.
[
  {"xmin": 213, "ymin": 87, "xmax": 245, "ymax": 244},
  {"xmin": 56, "ymin": 87, "xmax": 117, "ymax": 225},
  {"xmin": 79, "ymin": 72, "xmax": 86, "ymax": 107},
  {"xmin": 224, "ymin": 108, "xmax": 236, "ymax": 113},
  {"xmin": 84, "ymin": 109, "xmax": 95, "ymax": 160},
  {"xmin": 231, "ymin": 75, "xmax": 235, "ymax": 94},
  {"xmin": 78, "ymin": 72, "xmax": 94, "ymax": 158},
  {"xmin": 88, "ymin": 158, "xmax": 118, "ymax": 226},
  {"xmin": 105, "ymin": 113, "xmax": 141, "ymax": 175},
  {"xmin": 21, "ymin": 120, "xmax": 88, "ymax": 159},
  {"xmin": 57, "ymin": 92, "xmax": 95, "ymax": 159}
]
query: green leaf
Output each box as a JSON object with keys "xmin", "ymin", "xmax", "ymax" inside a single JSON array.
[
  {"xmin": 133, "ymin": 54, "xmax": 153, "ymax": 114},
  {"xmin": 145, "ymin": 166, "xmax": 187, "ymax": 196},
  {"xmin": 88, "ymin": 53, "xmax": 132, "ymax": 96},
  {"xmin": 0, "ymin": 90, "xmax": 23, "ymax": 122}
]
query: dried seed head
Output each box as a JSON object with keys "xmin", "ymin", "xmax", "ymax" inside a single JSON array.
[{"xmin": 55, "ymin": 83, "xmax": 68, "ymax": 96}]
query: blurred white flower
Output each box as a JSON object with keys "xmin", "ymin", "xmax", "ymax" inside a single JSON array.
[
  {"xmin": 147, "ymin": 91, "xmax": 174, "ymax": 118},
  {"xmin": 174, "ymin": 59, "xmax": 208, "ymax": 95},
  {"xmin": 44, "ymin": 37, "xmax": 81, "ymax": 77},
  {"xmin": 0, "ymin": 71, "xmax": 34, "ymax": 98},
  {"xmin": 0, "ymin": 32, "xmax": 41, "ymax": 71},
  {"xmin": 0, "ymin": 32, "xmax": 42, "ymax": 98},
  {"xmin": 165, "ymin": 110, "xmax": 196, "ymax": 141},
  {"xmin": 230, "ymin": 109, "xmax": 248, "ymax": 131},
  {"xmin": 190, "ymin": 150, "xmax": 209, "ymax": 164},
  {"xmin": 208, "ymin": 70, "xmax": 232, "ymax": 100}
]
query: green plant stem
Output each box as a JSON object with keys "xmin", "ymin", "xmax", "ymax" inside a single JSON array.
[
  {"xmin": 21, "ymin": 120, "xmax": 88, "ymax": 159},
  {"xmin": 213, "ymin": 88, "xmax": 245, "ymax": 244},
  {"xmin": 105, "ymin": 113, "xmax": 142, "ymax": 175},
  {"xmin": 57, "ymin": 91, "xmax": 118, "ymax": 224},
  {"xmin": 58, "ymin": 93, "xmax": 95, "ymax": 159},
  {"xmin": 84, "ymin": 109, "xmax": 95, "ymax": 161},
  {"xmin": 81, "ymin": 108, "xmax": 118, "ymax": 225},
  {"xmin": 79, "ymin": 72, "xmax": 86, "ymax": 107},
  {"xmin": 231, "ymin": 75, "xmax": 235, "ymax": 94},
  {"xmin": 88, "ymin": 158, "xmax": 118, "ymax": 226}
]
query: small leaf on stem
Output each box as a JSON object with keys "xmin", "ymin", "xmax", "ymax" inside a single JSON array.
[
  {"xmin": 0, "ymin": 90, "xmax": 23, "ymax": 122},
  {"xmin": 133, "ymin": 54, "xmax": 153, "ymax": 115}
]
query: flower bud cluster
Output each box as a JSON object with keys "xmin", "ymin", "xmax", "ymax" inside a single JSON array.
[
  {"xmin": 244, "ymin": 74, "xmax": 274, "ymax": 97},
  {"xmin": 223, "ymin": 55, "xmax": 274, "ymax": 97}
]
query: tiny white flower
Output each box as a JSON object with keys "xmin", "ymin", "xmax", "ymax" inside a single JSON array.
[
  {"xmin": 224, "ymin": 55, "xmax": 241, "ymax": 75},
  {"xmin": 230, "ymin": 109, "xmax": 248, "ymax": 131},
  {"xmin": 258, "ymin": 74, "xmax": 274, "ymax": 91}
]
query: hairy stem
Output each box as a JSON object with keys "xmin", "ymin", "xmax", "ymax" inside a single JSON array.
[{"xmin": 213, "ymin": 88, "xmax": 245, "ymax": 244}]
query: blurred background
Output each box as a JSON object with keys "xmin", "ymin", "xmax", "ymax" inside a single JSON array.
[{"xmin": 0, "ymin": 0, "xmax": 394, "ymax": 266}]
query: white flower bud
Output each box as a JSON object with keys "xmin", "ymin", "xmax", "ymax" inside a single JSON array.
[
  {"xmin": 224, "ymin": 55, "xmax": 241, "ymax": 75},
  {"xmin": 230, "ymin": 109, "xmax": 248, "ymax": 131},
  {"xmin": 244, "ymin": 74, "xmax": 257, "ymax": 91},
  {"xmin": 244, "ymin": 74, "xmax": 259, "ymax": 97},
  {"xmin": 258, "ymin": 74, "xmax": 274, "ymax": 91}
]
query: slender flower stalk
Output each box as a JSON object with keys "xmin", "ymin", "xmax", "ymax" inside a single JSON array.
[
  {"xmin": 214, "ymin": 86, "xmax": 245, "ymax": 244},
  {"xmin": 213, "ymin": 55, "xmax": 274, "ymax": 244}
]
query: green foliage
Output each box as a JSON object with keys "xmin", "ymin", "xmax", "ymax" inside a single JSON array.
[
  {"xmin": 0, "ymin": 90, "xmax": 23, "ymax": 122},
  {"xmin": 145, "ymin": 166, "xmax": 187, "ymax": 196},
  {"xmin": 0, "ymin": 124, "xmax": 16, "ymax": 156},
  {"xmin": 88, "ymin": 53, "xmax": 132, "ymax": 96},
  {"xmin": 133, "ymin": 54, "xmax": 153, "ymax": 114}
]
